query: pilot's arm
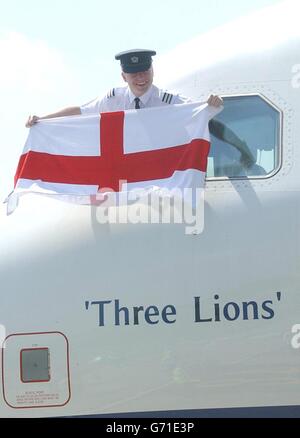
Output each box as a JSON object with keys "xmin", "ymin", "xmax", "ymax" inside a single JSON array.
[
  {"xmin": 209, "ymin": 119, "xmax": 255, "ymax": 168},
  {"xmin": 26, "ymin": 106, "xmax": 81, "ymax": 127}
]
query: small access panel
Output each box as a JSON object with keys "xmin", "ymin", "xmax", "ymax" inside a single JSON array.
[{"xmin": 2, "ymin": 332, "xmax": 70, "ymax": 409}]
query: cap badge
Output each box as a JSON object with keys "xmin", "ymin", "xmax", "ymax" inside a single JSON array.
[{"xmin": 131, "ymin": 56, "xmax": 139, "ymax": 63}]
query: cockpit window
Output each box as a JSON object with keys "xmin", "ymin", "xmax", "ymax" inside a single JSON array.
[{"xmin": 206, "ymin": 95, "xmax": 281, "ymax": 179}]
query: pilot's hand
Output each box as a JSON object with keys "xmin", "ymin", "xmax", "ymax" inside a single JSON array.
[
  {"xmin": 207, "ymin": 95, "xmax": 224, "ymax": 107},
  {"xmin": 25, "ymin": 115, "xmax": 40, "ymax": 128}
]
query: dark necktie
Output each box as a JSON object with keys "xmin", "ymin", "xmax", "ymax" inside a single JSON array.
[{"xmin": 134, "ymin": 97, "xmax": 141, "ymax": 109}]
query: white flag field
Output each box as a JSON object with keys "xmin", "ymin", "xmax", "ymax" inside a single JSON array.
[{"xmin": 5, "ymin": 102, "xmax": 222, "ymax": 221}]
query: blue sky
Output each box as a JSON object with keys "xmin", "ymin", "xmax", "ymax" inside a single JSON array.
[{"xmin": 0, "ymin": 0, "xmax": 283, "ymax": 201}]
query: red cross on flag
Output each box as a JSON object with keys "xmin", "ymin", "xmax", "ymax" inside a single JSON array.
[{"xmin": 6, "ymin": 102, "xmax": 222, "ymax": 214}]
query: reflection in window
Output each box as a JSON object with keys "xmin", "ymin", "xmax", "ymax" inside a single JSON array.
[{"xmin": 207, "ymin": 95, "xmax": 280, "ymax": 178}]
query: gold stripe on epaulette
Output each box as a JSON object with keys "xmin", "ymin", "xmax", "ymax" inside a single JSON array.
[
  {"xmin": 106, "ymin": 88, "xmax": 115, "ymax": 99},
  {"xmin": 162, "ymin": 92, "xmax": 173, "ymax": 104}
]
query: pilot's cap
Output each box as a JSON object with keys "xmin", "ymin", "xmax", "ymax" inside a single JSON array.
[{"xmin": 115, "ymin": 49, "xmax": 156, "ymax": 73}]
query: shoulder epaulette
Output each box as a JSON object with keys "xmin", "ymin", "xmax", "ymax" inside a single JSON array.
[
  {"xmin": 161, "ymin": 91, "xmax": 174, "ymax": 104},
  {"xmin": 106, "ymin": 88, "xmax": 116, "ymax": 99}
]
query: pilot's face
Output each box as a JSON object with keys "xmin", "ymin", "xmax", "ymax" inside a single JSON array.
[{"xmin": 122, "ymin": 66, "xmax": 154, "ymax": 97}]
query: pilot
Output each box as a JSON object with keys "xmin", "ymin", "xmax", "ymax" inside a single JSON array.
[
  {"xmin": 79, "ymin": 49, "xmax": 223, "ymax": 112},
  {"xmin": 26, "ymin": 49, "xmax": 222, "ymax": 122},
  {"xmin": 26, "ymin": 49, "xmax": 254, "ymax": 168}
]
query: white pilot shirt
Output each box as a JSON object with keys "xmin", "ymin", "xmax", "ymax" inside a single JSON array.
[{"xmin": 80, "ymin": 84, "xmax": 191, "ymax": 114}]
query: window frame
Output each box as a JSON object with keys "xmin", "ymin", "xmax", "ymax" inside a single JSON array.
[{"xmin": 205, "ymin": 93, "xmax": 283, "ymax": 182}]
